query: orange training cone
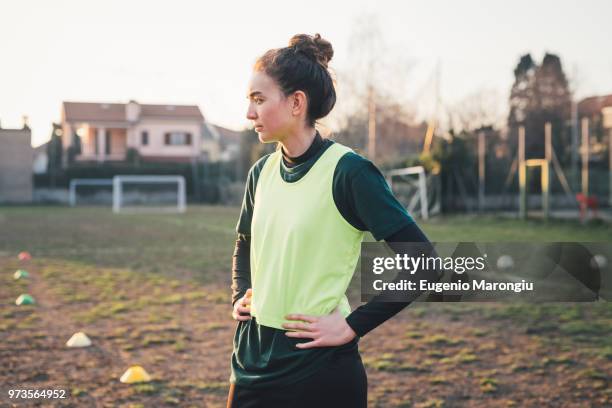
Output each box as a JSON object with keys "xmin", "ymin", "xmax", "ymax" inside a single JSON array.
[{"xmin": 18, "ymin": 252, "xmax": 32, "ymax": 261}]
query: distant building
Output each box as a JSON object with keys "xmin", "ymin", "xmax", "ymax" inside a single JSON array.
[
  {"xmin": 0, "ymin": 121, "xmax": 33, "ymax": 203},
  {"xmin": 202, "ymin": 123, "xmax": 242, "ymax": 162},
  {"xmin": 578, "ymin": 94, "xmax": 612, "ymax": 161},
  {"xmin": 603, "ymin": 106, "xmax": 612, "ymax": 130},
  {"xmin": 60, "ymin": 100, "xmax": 211, "ymax": 166},
  {"xmin": 578, "ymin": 94, "xmax": 612, "ymax": 130},
  {"xmin": 33, "ymin": 142, "xmax": 49, "ymax": 174}
]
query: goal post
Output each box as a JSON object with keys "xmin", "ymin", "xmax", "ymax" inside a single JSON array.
[
  {"xmin": 519, "ymin": 159, "xmax": 550, "ymax": 220},
  {"xmin": 69, "ymin": 178, "xmax": 114, "ymax": 207},
  {"xmin": 386, "ymin": 166, "xmax": 429, "ymax": 220},
  {"xmin": 112, "ymin": 175, "xmax": 186, "ymax": 214}
]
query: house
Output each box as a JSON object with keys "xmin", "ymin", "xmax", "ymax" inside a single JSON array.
[
  {"xmin": 577, "ymin": 94, "xmax": 612, "ymax": 161},
  {"xmin": 60, "ymin": 100, "xmax": 208, "ymax": 166},
  {"xmin": 603, "ymin": 106, "xmax": 612, "ymax": 129},
  {"xmin": 578, "ymin": 94, "xmax": 612, "ymax": 131},
  {"xmin": 33, "ymin": 142, "xmax": 49, "ymax": 174},
  {"xmin": 0, "ymin": 119, "xmax": 33, "ymax": 203},
  {"xmin": 202, "ymin": 123, "xmax": 242, "ymax": 162}
]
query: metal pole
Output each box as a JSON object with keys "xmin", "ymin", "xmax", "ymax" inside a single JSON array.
[
  {"xmin": 69, "ymin": 180, "xmax": 76, "ymax": 207},
  {"xmin": 571, "ymin": 98, "xmax": 579, "ymax": 187},
  {"xmin": 518, "ymin": 126, "xmax": 526, "ymax": 219},
  {"xmin": 478, "ymin": 131, "xmax": 485, "ymax": 213},
  {"xmin": 609, "ymin": 128, "xmax": 612, "ymax": 206},
  {"xmin": 581, "ymin": 118, "xmax": 589, "ymax": 196},
  {"xmin": 367, "ymin": 85, "xmax": 376, "ymax": 161},
  {"xmin": 542, "ymin": 163, "xmax": 549, "ymax": 221},
  {"xmin": 418, "ymin": 170, "xmax": 429, "ymax": 220},
  {"xmin": 112, "ymin": 177, "xmax": 120, "ymax": 213},
  {"xmin": 544, "ymin": 123, "xmax": 552, "ymax": 221},
  {"xmin": 178, "ymin": 177, "xmax": 186, "ymax": 213}
]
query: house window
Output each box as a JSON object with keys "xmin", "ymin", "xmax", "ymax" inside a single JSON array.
[
  {"xmin": 164, "ymin": 132, "xmax": 192, "ymax": 146},
  {"xmin": 141, "ymin": 131, "xmax": 149, "ymax": 145}
]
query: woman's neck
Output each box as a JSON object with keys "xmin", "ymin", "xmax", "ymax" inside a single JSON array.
[{"xmin": 279, "ymin": 127, "xmax": 317, "ymax": 158}]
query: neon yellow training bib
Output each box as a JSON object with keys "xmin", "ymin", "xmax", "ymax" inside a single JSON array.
[{"xmin": 250, "ymin": 142, "xmax": 365, "ymax": 330}]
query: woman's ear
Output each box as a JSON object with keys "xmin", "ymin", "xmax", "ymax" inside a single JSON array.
[{"xmin": 291, "ymin": 91, "xmax": 308, "ymax": 117}]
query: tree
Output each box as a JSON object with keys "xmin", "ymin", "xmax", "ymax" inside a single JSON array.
[
  {"xmin": 508, "ymin": 54, "xmax": 537, "ymax": 129},
  {"xmin": 507, "ymin": 53, "xmax": 571, "ymax": 160},
  {"xmin": 451, "ymin": 89, "xmax": 504, "ymax": 133},
  {"xmin": 238, "ymin": 128, "xmax": 274, "ymax": 180},
  {"xmin": 431, "ymin": 131, "xmax": 476, "ymax": 212},
  {"xmin": 331, "ymin": 13, "xmax": 418, "ymax": 164},
  {"xmin": 46, "ymin": 123, "xmax": 63, "ymax": 187}
]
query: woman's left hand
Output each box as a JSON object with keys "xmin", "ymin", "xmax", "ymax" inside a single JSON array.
[{"xmin": 282, "ymin": 307, "xmax": 357, "ymax": 349}]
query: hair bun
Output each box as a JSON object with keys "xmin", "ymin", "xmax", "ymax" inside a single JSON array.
[{"xmin": 289, "ymin": 33, "xmax": 334, "ymax": 68}]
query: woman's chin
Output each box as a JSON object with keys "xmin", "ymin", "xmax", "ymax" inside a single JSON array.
[{"xmin": 258, "ymin": 132, "xmax": 276, "ymax": 144}]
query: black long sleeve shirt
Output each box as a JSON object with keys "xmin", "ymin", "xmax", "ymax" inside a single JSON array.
[
  {"xmin": 232, "ymin": 132, "xmax": 435, "ymax": 336},
  {"xmin": 230, "ymin": 133, "xmax": 436, "ymax": 388}
]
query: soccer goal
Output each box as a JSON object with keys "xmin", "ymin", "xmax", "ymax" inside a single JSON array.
[
  {"xmin": 69, "ymin": 178, "xmax": 114, "ymax": 207},
  {"xmin": 112, "ymin": 175, "xmax": 186, "ymax": 214},
  {"xmin": 386, "ymin": 166, "xmax": 429, "ymax": 220}
]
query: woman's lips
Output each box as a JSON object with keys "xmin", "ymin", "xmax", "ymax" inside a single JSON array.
[{"xmin": 254, "ymin": 126, "xmax": 263, "ymax": 132}]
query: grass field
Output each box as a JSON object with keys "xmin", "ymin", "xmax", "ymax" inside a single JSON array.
[{"xmin": 1, "ymin": 206, "xmax": 610, "ymax": 407}]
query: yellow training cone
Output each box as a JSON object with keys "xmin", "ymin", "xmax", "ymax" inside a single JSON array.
[
  {"xmin": 120, "ymin": 366, "xmax": 151, "ymax": 384},
  {"xmin": 14, "ymin": 270, "xmax": 29, "ymax": 280},
  {"xmin": 66, "ymin": 332, "xmax": 92, "ymax": 348}
]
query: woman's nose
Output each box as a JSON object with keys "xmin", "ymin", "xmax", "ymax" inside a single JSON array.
[{"xmin": 246, "ymin": 105, "xmax": 257, "ymax": 120}]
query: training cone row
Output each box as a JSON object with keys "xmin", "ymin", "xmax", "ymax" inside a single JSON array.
[
  {"xmin": 14, "ymin": 252, "xmax": 32, "ymax": 303},
  {"xmin": 10, "ymin": 252, "xmax": 153, "ymax": 385},
  {"xmin": 120, "ymin": 366, "xmax": 152, "ymax": 383}
]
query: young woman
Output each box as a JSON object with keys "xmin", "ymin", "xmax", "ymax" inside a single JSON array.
[{"xmin": 227, "ymin": 33, "xmax": 433, "ymax": 408}]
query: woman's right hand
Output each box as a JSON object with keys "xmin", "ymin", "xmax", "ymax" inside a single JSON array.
[{"xmin": 232, "ymin": 288, "xmax": 252, "ymax": 321}]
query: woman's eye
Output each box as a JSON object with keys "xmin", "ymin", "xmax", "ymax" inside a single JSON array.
[{"xmin": 255, "ymin": 98, "xmax": 264, "ymax": 105}]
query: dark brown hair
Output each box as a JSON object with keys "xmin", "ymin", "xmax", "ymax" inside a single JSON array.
[{"xmin": 254, "ymin": 33, "xmax": 336, "ymax": 127}]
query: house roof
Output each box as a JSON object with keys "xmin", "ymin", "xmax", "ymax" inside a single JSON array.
[
  {"xmin": 63, "ymin": 101, "xmax": 204, "ymax": 123},
  {"xmin": 577, "ymin": 94, "xmax": 612, "ymax": 117}
]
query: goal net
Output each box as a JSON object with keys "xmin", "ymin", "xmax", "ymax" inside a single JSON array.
[
  {"xmin": 112, "ymin": 175, "xmax": 186, "ymax": 214},
  {"xmin": 69, "ymin": 178, "xmax": 114, "ymax": 206},
  {"xmin": 386, "ymin": 166, "xmax": 433, "ymax": 220}
]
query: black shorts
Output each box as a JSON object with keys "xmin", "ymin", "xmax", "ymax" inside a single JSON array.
[{"xmin": 227, "ymin": 348, "xmax": 368, "ymax": 408}]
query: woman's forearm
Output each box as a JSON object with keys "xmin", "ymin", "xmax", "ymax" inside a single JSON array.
[
  {"xmin": 345, "ymin": 222, "xmax": 438, "ymax": 337},
  {"xmin": 231, "ymin": 233, "xmax": 252, "ymax": 306}
]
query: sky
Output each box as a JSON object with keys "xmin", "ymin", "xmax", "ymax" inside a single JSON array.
[{"xmin": 1, "ymin": 0, "xmax": 611, "ymax": 147}]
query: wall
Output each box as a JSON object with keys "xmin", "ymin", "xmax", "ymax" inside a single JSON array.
[
  {"xmin": 130, "ymin": 119, "xmax": 202, "ymax": 158},
  {"xmin": 0, "ymin": 127, "xmax": 33, "ymax": 203}
]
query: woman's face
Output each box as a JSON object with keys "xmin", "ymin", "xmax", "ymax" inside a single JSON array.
[{"xmin": 246, "ymin": 71, "xmax": 296, "ymax": 143}]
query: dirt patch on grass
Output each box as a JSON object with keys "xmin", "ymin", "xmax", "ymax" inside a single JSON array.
[{"xmin": 1, "ymin": 256, "xmax": 610, "ymax": 407}]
